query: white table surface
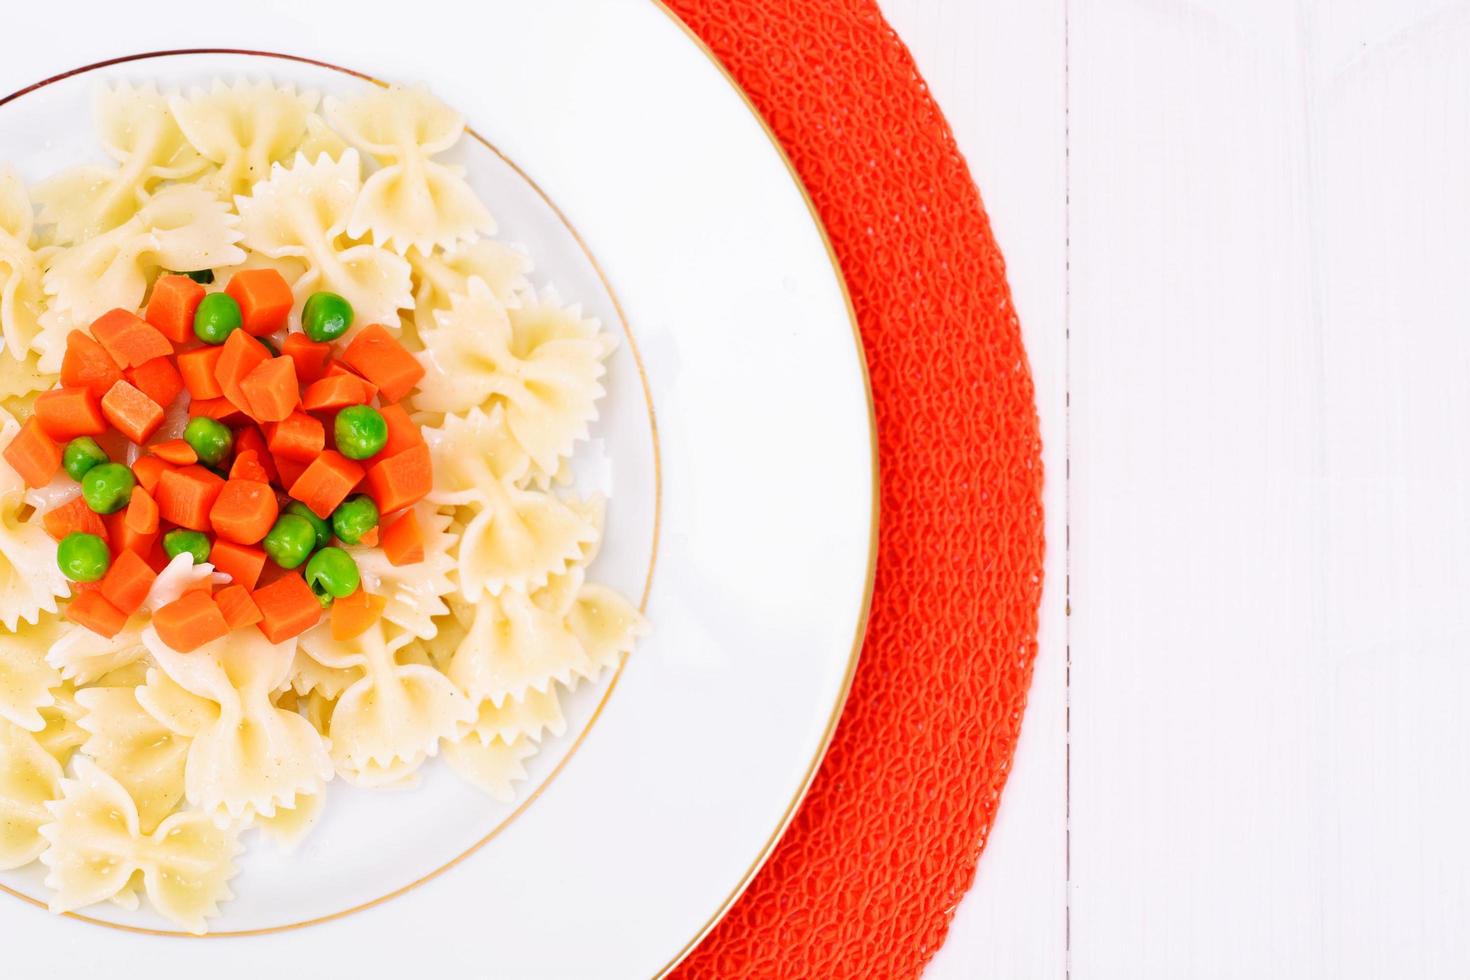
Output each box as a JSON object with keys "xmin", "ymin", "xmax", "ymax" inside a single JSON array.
[{"xmin": 883, "ymin": 1, "xmax": 1470, "ymax": 977}]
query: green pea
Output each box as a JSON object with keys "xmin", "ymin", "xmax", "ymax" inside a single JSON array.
[
  {"xmin": 263, "ymin": 514, "xmax": 317, "ymax": 569},
  {"xmin": 184, "ymin": 269, "xmax": 215, "ymax": 285},
  {"xmin": 305, "ymin": 546, "xmax": 360, "ymax": 600},
  {"xmin": 81, "ymin": 463, "xmax": 135, "ymax": 514},
  {"xmin": 194, "ymin": 292, "xmax": 243, "ymax": 345},
  {"xmin": 183, "ymin": 416, "xmax": 234, "ymax": 467},
  {"xmin": 163, "ymin": 529, "xmax": 212, "ymax": 565},
  {"xmin": 285, "ymin": 501, "xmax": 333, "ymax": 551},
  {"xmin": 331, "ymin": 494, "xmax": 379, "ymax": 545},
  {"xmin": 334, "ymin": 405, "xmax": 388, "ymax": 460},
  {"xmin": 302, "ymin": 291, "xmax": 353, "ymax": 342},
  {"xmin": 57, "ymin": 532, "xmax": 110, "ymax": 582},
  {"xmin": 62, "ymin": 437, "xmax": 109, "ymax": 482}
]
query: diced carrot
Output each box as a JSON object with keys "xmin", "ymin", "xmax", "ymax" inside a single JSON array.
[
  {"xmin": 98, "ymin": 549, "xmax": 157, "ymax": 616},
  {"xmin": 145, "ymin": 275, "xmax": 207, "ymax": 345},
  {"xmin": 125, "ymin": 356, "xmax": 184, "ymax": 409},
  {"xmin": 33, "ymin": 387, "xmax": 106, "ymax": 441},
  {"xmin": 240, "ymin": 356, "xmax": 299, "ymax": 423},
  {"xmin": 225, "ymin": 269, "xmax": 295, "ymax": 336},
  {"xmin": 188, "ymin": 396, "xmax": 248, "ymax": 424},
  {"xmin": 125, "ymin": 486, "xmax": 160, "ymax": 535},
  {"xmin": 377, "ymin": 403, "xmax": 423, "ymax": 458},
  {"xmin": 330, "ymin": 589, "xmax": 386, "ymax": 641},
  {"xmin": 209, "ymin": 479, "xmax": 279, "ymax": 545},
  {"xmin": 288, "ymin": 450, "xmax": 364, "ymax": 519},
  {"xmin": 358, "ymin": 526, "xmax": 379, "ymax": 548},
  {"xmin": 131, "ymin": 455, "xmax": 174, "ymax": 495},
  {"xmin": 363, "ymin": 444, "xmax": 431, "ymax": 514},
  {"xmin": 117, "ymin": 524, "xmax": 158, "ymax": 560},
  {"xmin": 150, "ymin": 440, "xmax": 196, "ymax": 465},
  {"xmin": 144, "ymin": 535, "xmax": 170, "ymax": 573},
  {"xmin": 101, "ymin": 380, "xmax": 165, "ymax": 444},
  {"xmin": 340, "ymin": 325, "xmax": 425, "ymax": 403},
  {"xmin": 281, "ymin": 333, "xmax": 332, "ymax": 384},
  {"xmin": 60, "ymin": 331, "xmax": 123, "ymax": 399},
  {"xmin": 155, "ymin": 465, "xmax": 226, "ymax": 531},
  {"xmin": 229, "ymin": 450, "xmax": 271, "ymax": 483},
  {"xmin": 301, "ymin": 373, "xmax": 375, "ymax": 412},
  {"xmin": 253, "ymin": 572, "xmax": 322, "ymax": 643},
  {"xmin": 3, "ymin": 419, "xmax": 61, "ymax": 488},
  {"xmin": 89, "ymin": 309, "xmax": 172, "ymax": 369},
  {"xmin": 274, "ymin": 455, "xmax": 308, "ymax": 490},
  {"xmin": 66, "ymin": 590, "xmax": 128, "ymax": 638},
  {"xmin": 214, "ymin": 328, "xmax": 272, "ymax": 416},
  {"xmin": 177, "ymin": 347, "xmax": 224, "ymax": 400},
  {"xmin": 43, "ymin": 496, "xmax": 108, "ymax": 543},
  {"xmin": 215, "ymin": 584, "xmax": 263, "ymax": 629},
  {"xmin": 209, "ymin": 539, "xmax": 266, "ymax": 590},
  {"xmin": 265, "ymin": 411, "xmax": 324, "ymax": 462},
  {"xmin": 380, "ymin": 509, "xmax": 424, "ymax": 565},
  {"xmin": 154, "ymin": 591, "xmax": 230, "ymax": 652},
  {"xmin": 233, "ymin": 426, "xmax": 277, "ymax": 484}
]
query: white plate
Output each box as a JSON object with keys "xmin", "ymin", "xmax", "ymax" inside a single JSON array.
[{"xmin": 0, "ymin": 2, "xmax": 874, "ymax": 976}]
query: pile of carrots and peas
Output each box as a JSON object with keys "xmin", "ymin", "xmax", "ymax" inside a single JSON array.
[{"xmin": 4, "ymin": 268, "xmax": 435, "ymax": 652}]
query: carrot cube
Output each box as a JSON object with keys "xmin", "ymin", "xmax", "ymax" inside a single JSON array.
[
  {"xmin": 274, "ymin": 455, "xmax": 308, "ymax": 490},
  {"xmin": 33, "ymin": 387, "xmax": 106, "ymax": 441},
  {"xmin": 89, "ymin": 309, "xmax": 172, "ymax": 369},
  {"xmin": 60, "ymin": 331, "xmax": 123, "ymax": 399},
  {"xmin": 225, "ymin": 269, "xmax": 295, "ymax": 336},
  {"xmin": 377, "ymin": 403, "xmax": 423, "ymax": 458},
  {"xmin": 146, "ymin": 274, "xmax": 207, "ymax": 344},
  {"xmin": 380, "ymin": 509, "xmax": 424, "ymax": 565},
  {"xmin": 266, "ymin": 411, "xmax": 324, "ymax": 463},
  {"xmin": 330, "ymin": 589, "xmax": 386, "ymax": 641},
  {"xmin": 66, "ymin": 590, "xmax": 129, "ymax": 638},
  {"xmin": 301, "ymin": 373, "xmax": 376, "ymax": 412},
  {"xmin": 125, "ymin": 486, "xmax": 160, "ymax": 535},
  {"xmin": 210, "ymin": 538, "xmax": 267, "ymax": 590},
  {"xmin": 126, "ymin": 356, "xmax": 185, "ymax": 409},
  {"xmin": 233, "ymin": 427, "xmax": 277, "ymax": 484},
  {"xmin": 229, "ymin": 450, "xmax": 271, "ymax": 483},
  {"xmin": 154, "ymin": 591, "xmax": 230, "ymax": 652},
  {"xmin": 214, "ymin": 328, "xmax": 271, "ymax": 415},
  {"xmin": 187, "ymin": 396, "xmax": 248, "ymax": 424},
  {"xmin": 215, "ymin": 584, "xmax": 263, "ymax": 629},
  {"xmin": 3, "ymin": 418, "xmax": 61, "ymax": 488},
  {"xmin": 43, "ymin": 496, "xmax": 108, "ymax": 543},
  {"xmin": 150, "ymin": 440, "xmax": 197, "ymax": 465},
  {"xmin": 240, "ymin": 356, "xmax": 299, "ymax": 423},
  {"xmin": 253, "ymin": 572, "xmax": 322, "ymax": 643},
  {"xmin": 210, "ymin": 479, "xmax": 279, "ymax": 545},
  {"xmin": 363, "ymin": 444, "xmax": 432, "ymax": 514},
  {"xmin": 101, "ymin": 380, "xmax": 165, "ymax": 444},
  {"xmin": 131, "ymin": 455, "xmax": 174, "ymax": 495},
  {"xmin": 281, "ymin": 332, "xmax": 332, "ymax": 384},
  {"xmin": 155, "ymin": 465, "xmax": 226, "ymax": 531},
  {"xmin": 340, "ymin": 325, "xmax": 424, "ymax": 403},
  {"xmin": 177, "ymin": 347, "xmax": 224, "ymax": 400},
  {"xmin": 288, "ymin": 450, "xmax": 363, "ymax": 519},
  {"xmin": 98, "ymin": 549, "xmax": 157, "ymax": 616}
]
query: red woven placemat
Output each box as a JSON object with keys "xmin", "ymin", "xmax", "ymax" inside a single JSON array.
[{"xmin": 663, "ymin": 2, "xmax": 1046, "ymax": 977}]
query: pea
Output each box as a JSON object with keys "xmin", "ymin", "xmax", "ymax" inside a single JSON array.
[
  {"xmin": 183, "ymin": 269, "xmax": 215, "ymax": 285},
  {"xmin": 57, "ymin": 532, "xmax": 110, "ymax": 582},
  {"xmin": 183, "ymin": 417, "xmax": 234, "ymax": 467},
  {"xmin": 263, "ymin": 514, "xmax": 318, "ymax": 569},
  {"xmin": 163, "ymin": 529, "xmax": 212, "ymax": 565},
  {"xmin": 285, "ymin": 501, "xmax": 332, "ymax": 551},
  {"xmin": 334, "ymin": 405, "xmax": 388, "ymax": 460},
  {"xmin": 331, "ymin": 494, "xmax": 379, "ymax": 545},
  {"xmin": 302, "ymin": 291, "xmax": 353, "ymax": 342},
  {"xmin": 194, "ymin": 292, "xmax": 243, "ymax": 344},
  {"xmin": 62, "ymin": 437, "xmax": 109, "ymax": 482},
  {"xmin": 305, "ymin": 546, "xmax": 360, "ymax": 601},
  {"xmin": 81, "ymin": 463, "xmax": 135, "ymax": 514}
]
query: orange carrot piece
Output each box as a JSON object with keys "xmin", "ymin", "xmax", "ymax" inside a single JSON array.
[
  {"xmin": 60, "ymin": 331, "xmax": 124, "ymax": 399},
  {"xmin": 330, "ymin": 589, "xmax": 386, "ymax": 641},
  {"xmin": 357, "ymin": 526, "xmax": 379, "ymax": 548},
  {"xmin": 98, "ymin": 549, "xmax": 157, "ymax": 616},
  {"xmin": 3, "ymin": 419, "xmax": 61, "ymax": 488},
  {"xmin": 131, "ymin": 455, "xmax": 173, "ymax": 495},
  {"xmin": 380, "ymin": 509, "xmax": 424, "ymax": 565},
  {"xmin": 187, "ymin": 396, "xmax": 248, "ymax": 424},
  {"xmin": 340, "ymin": 325, "xmax": 424, "ymax": 402},
  {"xmin": 155, "ymin": 465, "xmax": 226, "ymax": 532},
  {"xmin": 145, "ymin": 275, "xmax": 206, "ymax": 345},
  {"xmin": 253, "ymin": 572, "xmax": 322, "ymax": 643},
  {"xmin": 233, "ymin": 427, "xmax": 277, "ymax": 484},
  {"xmin": 225, "ymin": 269, "xmax": 295, "ymax": 336},
  {"xmin": 229, "ymin": 450, "xmax": 271, "ymax": 483},
  {"xmin": 101, "ymin": 380, "xmax": 165, "ymax": 444},
  {"xmin": 66, "ymin": 590, "xmax": 128, "ymax": 638},
  {"xmin": 377, "ymin": 403, "xmax": 423, "ymax": 458},
  {"xmin": 281, "ymin": 333, "xmax": 332, "ymax": 384},
  {"xmin": 363, "ymin": 444, "xmax": 432, "ymax": 514},
  {"xmin": 214, "ymin": 584, "xmax": 262, "ymax": 629},
  {"xmin": 33, "ymin": 387, "xmax": 106, "ymax": 441},
  {"xmin": 301, "ymin": 373, "xmax": 375, "ymax": 412},
  {"xmin": 240, "ymin": 356, "xmax": 299, "ymax": 423},
  {"xmin": 43, "ymin": 496, "xmax": 108, "ymax": 543},
  {"xmin": 210, "ymin": 539, "xmax": 266, "ymax": 590},
  {"xmin": 209, "ymin": 479, "xmax": 279, "ymax": 545},
  {"xmin": 274, "ymin": 455, "xmax": 308, "ymax": 490},
  {"xmin": 125, "ymin": 487, "xmax": 160, "ymax": 535},
  {"xmin": 214, "ymin": 328, "xmax": 272, "ymax": 416},
  {"xmin": 125, "ymin": 356, "xmax": 184, "ymax": 409},
  {"xmin": 150, "ymin": 439, "xmax": 197, "ymax": 465},
  {"xmin": 154, "ymin": 591, "xmax": 230, "ymax": 652},
  {"xmin": 89, "ymin": 309, "xmax": 172, "ymax": 369},
  {"xmin": 177, "ymin": 347, "xmax": 224, "ymax": 400},
  {"xmin": 265, "ymin": 411, "xmax": 324, "ymax": 463},
  {"xmin": 288, "ymin": 450, "xmax": 364, "ymax": 519}
]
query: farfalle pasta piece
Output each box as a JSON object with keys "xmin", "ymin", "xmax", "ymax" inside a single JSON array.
[
  {"xmin": 39, "ymin": 757, "xmax": 241, "ymax": 933},
  {"xmin": 325, "ymin": 84, "xmax": 493, "ymax": 254},
  {"xmin": 346, "ymin": 502, "xmax": 456, "ymax": 639},
  {"xmin": 299, "ymin": 114, "xmax": 349, "ymax": 161},
  {"xmin": 425, "ymin": 406, "xmax": 598, "ymax": 598},
  {"xmin": 0, "ymin": 716, "xmax": 62, "ymax": 868},
  {"xmin": 234, "ymin": 150, "xmax": 412, "ymax": 331},
  {"xmin": 287, "ymin": 646, "xmax": 360, "ymax": 699},
  {"xmin": 35, "ymin": 81, "xmax": 205, "ymax": 245},
  {"xmin": 0, "ymin": 614, "xmax": 63, "ymax": 730},
  {"xmin": 255, "ymin": 790, "xmax": 324, "ymax": 850},
  {"xmin": 34, "ymin": 683, "xmax": 85, "ymax": 766},
  {"xmin": 409, "ymin": 238, "xmax": 529, "ymax": 316},
  {"xmin": 443, "ymin": 730, "xmax": 535, "ymax": 804},
  {"xmin": 144, "ymin": 625, "xmax": 332, "ymax": 826},
  {"xmin": 0, "ymin": 166, "xmax": 47, "ymax": 361},
  {"xmin": 38, "ymin": 184, "xmax": 245, "ymax": 370},
  {"xmin": 299, "ymin": 620, "xmax": 473, "ymax": 782},
  {"xmin": 137, "ymin": 665, "xmax": 216, "ymax": 738},
  {"xmin": 0, "ymin": 410, "xmax": 68, "ymax": 629},
  {"xmin": 416, "ymin": 280, "xmax": 608, "ymax": 474},
  {"xmin": 75, "ymin": 685, "xmax": 190, "ymax": 832},
  {"xmin": 465, "ymin": 686, "xmax": 566, "ymax": 745},
  {"xmin": 446, "ymin": 585, "xmax": 595, "ymax": 708},
  {"xmin": 170, "ymin": 79, "xmax": 319, "ymax": 198}
]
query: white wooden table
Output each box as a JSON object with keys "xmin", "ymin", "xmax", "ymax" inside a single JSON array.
[{"xmin": 882, "ymin": 1, "xmax": 1470, "ymax": 977}]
